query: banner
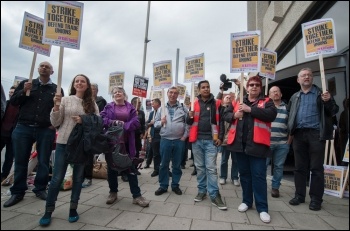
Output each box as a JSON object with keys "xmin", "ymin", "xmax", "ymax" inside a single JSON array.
[
  {"xmin": 13, "ymin": 76, "xmax": 28, "ymax": 87},
  {"xmin": 19, "ymin": 12, "xmax": 51, "ymax": 57},
  {"xmin": 184, "ymin": 91, "xmax": 190, "ymax": 106},
  {"xmin": 109, "ymin": 72, "xmax": 124, "ymax": 94},
  {"xmin": 132, "ymin": 75, "xmax": 149, "ymax": 98},
  {"xmin": 43, "ymin": 1, "xmax": 84, "ymax": 49},
  {"xmin": 152, "ymin": 90, "xmax": 162, "ymax": 100},
  {"xmin": 230, "ymin": 30, "xmax": 261, "ymax": 73},
  {"xmin": 184, "ymin": 53, "xmax": 205, "ymax": 83},
  {"xmin": 343, "ymin": 139, "xmax": 349, "ymax": 162},
  {"xmin": 301, "ymin": 18, "xmax": 337, "ymax": 58},
  {"xmin": 145, "ymin": 99, "xmax": 152, "ymax": 112},
  {"xmin": 176, "ymin": 83, "xmax": 186, "ymax": 100},
  {"xmin": 260, "ymin": 47, "xmax": 277, "ymax": 80},
  {"xmin": 322, "ymin": 165, "xmax": 348, "ymax": 198},
  {"xmin": 153, "ymin": 60, "xmax": 172, "ymax": 90}
]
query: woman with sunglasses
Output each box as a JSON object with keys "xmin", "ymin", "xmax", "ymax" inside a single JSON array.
[{"xmin": 222, "ymin": 75, "xmax": 277, "ymax": 223}]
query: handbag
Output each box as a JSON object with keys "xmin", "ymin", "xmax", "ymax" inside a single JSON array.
[
  {"xmin": 104, "ymin": 122, "xmax": 133, "ymax": 173},
  {"xmin": 92, "ymin": 154, "xmax": 108, "ymax": 179}
]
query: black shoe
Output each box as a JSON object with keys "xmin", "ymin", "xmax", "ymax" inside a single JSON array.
[
  {"xmin": 169, "ymin": 171, "xmax": 172, "ymax": 177},
  {"xmin": 144, "ymin": 165, "xmax": 150, "ymax": 169},
  {"xmin": 155, "ymin": 187, "xmax": 167, "ymax": 196},
  {"xmin": 151, "ymin": 171, "xmax": 159, "ymax": 177},
  {"xmin": 121, "ymin": 174, "xmax": 129, "ymax": 182},
  {"xmin": 136, "ymin": 170, "xmax": 141, "ymax": 175},
  {"xmin": 309, "ymin": 201, "xmax": 321, "ymax": 211},
  {"xmin": 191, "ymin": 170, "xmax": 197, "ymax": 176},
  {"xmin": 190, "ymin": 163, "xmax": 194, "ymax": 167},
  {"xmin": 181, "ymin": 165, "xmax": 185, "ymax": 169},
  {"xmin": 3, "ymin": 194, "xmax": 24, "ymax": 207},
  {"xmin": 35, "ymin": 191, "xmax": 48, "ymax": 200},
  {"xmin": 289, "ymin": 196, "xmax": 305, "ymax": 206},
  {"xmin": 172, "ymin": 187, "xmax": 182, "ymax": 195}
]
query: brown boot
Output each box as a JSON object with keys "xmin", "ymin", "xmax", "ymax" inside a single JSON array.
[
  {"xmin": 271, "ymin": 188, "xmax": 280, "ymax": 198},
  {"xmin": 106, "ymin": 192, "xmax": 118, "ymax": 204}
]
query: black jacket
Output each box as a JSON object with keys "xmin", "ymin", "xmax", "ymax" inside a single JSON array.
[
  {"xmin": 223, "ymin": 94, "xmax": 277, "ymax": 158},
  {"xmin": 287, "ymin": 84, "xmax": 339, "ymax": 140},
  {"xmin": 66, "ymin": 114, "xmax": 107, "ymax": 164},
  {"xmin": 10, "ymin": 78, "xmax": 64, "ymax": 127}
]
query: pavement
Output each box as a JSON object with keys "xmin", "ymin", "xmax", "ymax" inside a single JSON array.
[{"xmin": 1, "ymin": 151, "xmax": 349, "ymax": 230}]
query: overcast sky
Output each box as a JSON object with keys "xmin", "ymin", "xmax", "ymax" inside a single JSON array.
[{"xmin": 1, "ymin": 1, "xmax": 247, "ymax": 106}]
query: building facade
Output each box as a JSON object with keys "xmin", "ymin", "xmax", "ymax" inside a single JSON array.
[{"xmin": 247, "ymin": 1, "xmax": 349, "ymax": 165}]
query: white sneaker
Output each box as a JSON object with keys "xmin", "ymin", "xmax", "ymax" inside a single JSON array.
[
  {"xmin": 233, "ymin": 179, "xmax": 240, "ymax": 186},
  {"xmin": 219, "ymin": 178, "xmax": 226, "ymax": 185},
  {"xmin": 238, "ymin": 203, "xmax": 249, "ymax": 212},
  {"xmin": 260, "ymin": 212, "xmax": 271, "ymax": 223}
]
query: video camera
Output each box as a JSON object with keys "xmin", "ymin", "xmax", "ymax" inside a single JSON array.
[{"xmin": 220, "ymin": 74, "xmax": 237, "ymax": 91}]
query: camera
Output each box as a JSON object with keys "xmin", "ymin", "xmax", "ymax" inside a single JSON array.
[{"xmin": 220, "ymin": 74, "xmax": 233, "ymax": 91}]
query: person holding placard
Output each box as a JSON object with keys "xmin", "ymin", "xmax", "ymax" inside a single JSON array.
[
  {"xmin": 287, "ymin": 67, "xmax": 339, "ymax": 211},
  {"xmin": 222, "ymin": 75, "xmax": 277, "ymax": 223},
  {"xmin": 187, "ymin": 80, "xmax": 227, "ymax": 210},
  {"xmin": 39, "ymin": 74, "xmax": 99, "ymax": 226},
  {"xmin": 154, "ymin": 86, "xmax": 189, "ymax": 196},
  {"xmin": 4, "ymin": 62, "xmax": 63, "ymax": 208}
]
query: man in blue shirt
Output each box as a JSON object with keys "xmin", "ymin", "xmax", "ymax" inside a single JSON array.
[{"xmin": 287, "ymin": 67, "xmax": 339, "ymax": 211}]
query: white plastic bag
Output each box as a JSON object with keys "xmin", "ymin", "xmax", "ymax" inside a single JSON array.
[{"xmin": 60, "ymin": 164, "xmax": 73, "ymax": 190}]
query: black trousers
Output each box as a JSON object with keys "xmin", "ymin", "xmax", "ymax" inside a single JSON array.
[
  {"xmin": 1, "ymin": 136, "xmax": 14, "ymax": 178},
  {"xmin": 292, "ymin": 129, "xmax": 325, "ymax": 203},
  {"xmin": 83, "ymin": 152, "xmax": 94, "ymax": 180},
  {"xmin": 151, "ymin": 139, "xmax": 161, "ymax": 172},
  {"xmin": 135, "ymin": 133, "xmax": 142, "ymax": 158}
]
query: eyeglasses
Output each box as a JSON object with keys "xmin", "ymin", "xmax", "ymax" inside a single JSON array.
[{"xmin": 248, "ymin": 83, "xmax": 260, "ymax": 87}]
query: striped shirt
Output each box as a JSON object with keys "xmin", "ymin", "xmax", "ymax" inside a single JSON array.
[{"xmin": 271, "ymin": 101, "xmax": 289, "ymax": 145}]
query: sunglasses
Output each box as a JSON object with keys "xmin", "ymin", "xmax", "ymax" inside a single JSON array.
[{"xmin": 248, "ymin": 83, "xmax": 261, "ymax": 87}]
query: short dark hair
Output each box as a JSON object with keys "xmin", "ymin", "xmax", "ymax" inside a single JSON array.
[
  {"xmin": 131, "ymin": 97, "xmax": 140, "ymax": 105},
  {"xmin": 10, "ymin": 86, "xmax": 16, "ymax": 90},
  {"xmin": 198, "ymin": 80, "xmax": 209, "ymax": 89},
  {"xmin": 152, "ymin": 98, "xmax": 161, "ymax": 105}
]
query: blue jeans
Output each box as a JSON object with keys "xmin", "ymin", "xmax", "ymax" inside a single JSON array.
[
  {"xmin": 220, "ymin": 146, "xmax": 239, "ymax": 180},
  {"xmin": 236, "ymin": 151, "xmax": 268, "ymax": 213},
  {"xmin": 159, "ymin": 138, "xmax": 185, "ymax": 189},
  {"xmin": 10, "ymin": 124, "xmax": 55, "ymax": 195},
  {"xmin": 107, "ymin": 165, "xmax": 141, "ymax": 198},
  {"xmin": 192, "ymin": 139, "xmax": 219, "ymax": 200},
  {"xmin": 45, "ymin": 144, "xmax": 85, "ymax": 211},
  {"xmin": 266, "ymin": 143, "xmax": 290, "ymax": 189}
]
